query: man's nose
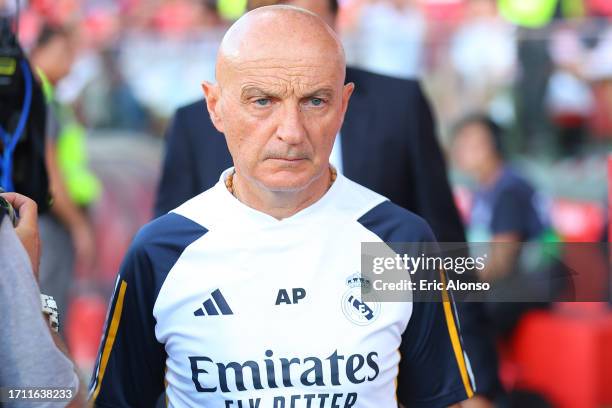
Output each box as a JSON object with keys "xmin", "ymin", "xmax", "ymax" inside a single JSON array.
[{"xmin": 275, "ymin": 103, "xmax": 307, "ymax": 145}]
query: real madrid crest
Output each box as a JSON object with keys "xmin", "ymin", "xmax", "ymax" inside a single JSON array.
[{"xmin": 341, "ymin": 273, "xmax": 380, "ymax": 326}]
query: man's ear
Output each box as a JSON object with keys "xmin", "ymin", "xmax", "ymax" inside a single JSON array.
[
  {"xmin": 341, "ymin": 82, "xmax": 355, "ymax": 118},
  {"xmin": 202, "ymin": 81, "xmax": 224, "ymax": 133}
]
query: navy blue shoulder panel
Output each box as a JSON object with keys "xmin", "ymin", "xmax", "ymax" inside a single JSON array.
[
  {"xmin": 130, "ymin": 212, "xmax": 208, "ymax": 302},
  {"xmin": 90, "ymin": 212, "xmax": 207, "ymax": 407},
  {"xmin": 359, "ymin": 202, "xmax": 473, "ymax": 407},
  {"xmin": 358, "ymin": 200, "xmax": 436, "ymax": 242}
]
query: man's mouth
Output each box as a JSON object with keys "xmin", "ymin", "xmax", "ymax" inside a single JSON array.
[{"xmin": 268, "ymin": 157, "xmax": 307, "ymax": 163}]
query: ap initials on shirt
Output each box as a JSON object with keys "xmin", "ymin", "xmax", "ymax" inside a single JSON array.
[{"xmin": 275, "ymin": 288, "xmax": 306, "ymax": 305}]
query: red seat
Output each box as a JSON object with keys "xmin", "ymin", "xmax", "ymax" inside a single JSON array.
[
  {"xmin": 65, "ymin": 294, "xmax": 108, "ymax": 373},
  {"xmin": 507, "ymin": 307, "xmax": 612, "ymax": 408},
  {"xmin": 550, "ymin": 199, "xmax": 604, "ymax": 242}
]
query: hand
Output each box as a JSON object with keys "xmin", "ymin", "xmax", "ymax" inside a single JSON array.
[{"xmin": 0, "ymin": 192, "xmax": 41, "ymax": 279}]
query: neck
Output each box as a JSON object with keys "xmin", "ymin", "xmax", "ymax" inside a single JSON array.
[{"xmin": 229, "ymin": 167, "xmax": 334, "ymax": 220}]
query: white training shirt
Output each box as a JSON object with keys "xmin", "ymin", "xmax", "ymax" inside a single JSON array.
[{"xmin": 90, "ymin": 168, "xmax": 473, "ymax": 408}]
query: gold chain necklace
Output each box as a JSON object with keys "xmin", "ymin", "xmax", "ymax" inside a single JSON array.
[{"xmin": 225, "ymin": 166, "xmax": 337, "ymax": 197}]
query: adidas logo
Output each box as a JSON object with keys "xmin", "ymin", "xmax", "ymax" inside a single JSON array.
[{"xmin": 194, "ymin": 289, "xmax": 233, "ymax": 316}]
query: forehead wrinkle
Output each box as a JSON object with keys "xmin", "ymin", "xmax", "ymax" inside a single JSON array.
[
  {"xmin": 240, "ymin": 81, "xmax": 290, "ymax": 97},
  {"xmin": 220, "ymin": 59, "xmax": 344, "ymax": 86},
  {"xmin": 233, "ymin": 55, "xmax": 337, "ymax": 67},
  {"xmin": 232, "ymin": 65, "xmax": 325, "ymax": 78},
  {"xmin": 232, "ymin": 63, "xmax": 327, "ymax": 74},
  {"xmin": 228, "ymin": 56, "xmax": 342, "ymax": 76},
  {"xmin": 238, "ymin": 74, "xmax": 336, "ymax": 90},
  {"xmin": 240, "ymin": 80, "xmax": 335, "ymax": 100},
  {"xmin": 231, "ymin": 65, "xmax": 339, "ymax": 88}
]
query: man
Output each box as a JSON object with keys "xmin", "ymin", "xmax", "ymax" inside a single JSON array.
[
  {"xmin": 30, "ymin": 25, "xmax": 99, "ymax": 329},
  {"xmin": 0, "ymin": 192, "xmax": 82, "ymax": 406},
  {"xmin": 90, "ymin": 6, "xmax": 474, "ymax": 407},
  {"xmin": 452, "ymin": 114, "xmax": 546, "ymax": 249},
  {"xmin": 153, "ymin": 0, "xmax": 465, "ymax": 245},
  {"xmin": 451, "ymin": 114, "xmax": 555, "ymax": 336},
  {"xmin": 155, "ymin": 2, "xmax": 500, "ymax": 404}
]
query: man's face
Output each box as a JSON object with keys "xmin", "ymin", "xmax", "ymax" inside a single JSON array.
[
  {"xmin": 452, "ymin": 122, "xmax": 495, "ymax": 180},
  {"xmin": 209, "ymin": 54, "xmax": 353, "ymax": 192},
  {"xmin": 41, "ymin": 35, "xmax": 75, "ymax": 83}
]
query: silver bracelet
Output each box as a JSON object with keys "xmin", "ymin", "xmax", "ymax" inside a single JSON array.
[{"xmin": 40, "ymin": 294, "xmax": 59, "ymax": 333}]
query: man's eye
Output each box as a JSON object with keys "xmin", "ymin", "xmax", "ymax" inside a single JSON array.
[
  {"xmin": 310, "ymin": 98, "xmax": 324, "ymax": 106},
  {"xmin": 255, "ymin": 98, "xmax": 270, "ymax": 106}
]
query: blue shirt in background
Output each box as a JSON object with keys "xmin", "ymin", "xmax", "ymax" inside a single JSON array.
[{"xmin": 469, "ymin": 166, "xmax": 546, "ymax": 242}]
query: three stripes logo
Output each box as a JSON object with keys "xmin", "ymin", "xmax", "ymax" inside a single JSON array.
[{"xmin": 194, "ymin": 289, "xmax": 233, "ymax": 316}]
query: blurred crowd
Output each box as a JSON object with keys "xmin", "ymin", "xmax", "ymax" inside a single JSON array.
[
  {"xmin": 1, "ymin": 0, "xmax": 611, "ymax": 406},
  {"xmin": 3, "ymin": 0, "xmax": 612, "ymax": 147},
  {"xmin": 2, "ymin": 0, "xmax": 610, "ymax": 213}
]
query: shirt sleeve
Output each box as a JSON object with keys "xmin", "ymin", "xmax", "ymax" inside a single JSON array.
[
  {"xmin": 89, "ymin": 213, "xmax": 207, "ymax": 407},
  {"xmin": 394, "ymin": 216, "xmax": 475, "ymax": 407},
  {"xmin": 353, "ymin": 201, "xmax": 476, "ymax": 406},
  {"xmin": 0, "ymin": 216, "xmax": 79, "ymax": 404},
  {"xmin": 88, "ymin": 231, "xmax": 167, "ymax": 407},
  {"xmin": 396, "ymin": 271, "xmax": 475, "ymax": 407}
]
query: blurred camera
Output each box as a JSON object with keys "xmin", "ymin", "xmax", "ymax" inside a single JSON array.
[{"xmin": 0, "ymin": 16, "xmax": 50, "ymax": 212}]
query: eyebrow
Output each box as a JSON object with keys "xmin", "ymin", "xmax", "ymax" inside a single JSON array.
[
  {"xmin": 241, "ymin": 86, "xmax": 281, "ymax": 100},
  {"xmin": 303, "ymin": 88, "xmax": 334, "ymax": 99},
  {"xmin": 240, "ymin": 86, "xmax": 335, "ymax": 100}
]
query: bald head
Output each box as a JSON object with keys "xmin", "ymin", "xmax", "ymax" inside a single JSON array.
[
  {"xmin": 201, "ymin": 4, "xmax": 354, "ymax": 202},
  {"xmin": 216, "ymin": 5, "xmax": 345, "ymax": 85}
]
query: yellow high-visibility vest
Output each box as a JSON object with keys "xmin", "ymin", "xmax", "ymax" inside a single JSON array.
[
  {"xmin": 218, "ymin": 0, "xmax": 247, "ymax": 20},
  {"xmin": 499, "ymin": 0, "xmax": 584, "ymax": 28},
  {"xmin": 37, "ymin": 69, "xmax": 101, "ymax": 206}
]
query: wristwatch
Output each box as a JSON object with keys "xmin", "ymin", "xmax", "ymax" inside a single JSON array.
[{"xmin": 41, "ymin": 294, "xmax": 59, "ymax": 333}]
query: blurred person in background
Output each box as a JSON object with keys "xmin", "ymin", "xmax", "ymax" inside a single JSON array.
[
  {"xmin": 451, "ymin": 113, "xmax": 555, "ymax": 337},
  {"xmin": 545, "ymin": 14, "xmax": 595, "ymax": 157},
  {"xmin": 585, "ymin": 23, "xmax": 612, "ymax": 139},
  {"xmin": 499, "ymin": 0, "xmax": 587, "ymax": 154},
  {"xmin": 343, "ymin": 0, "xmax": 426, "ymax": 79},
  {"xmin": 452, "ymin": 113, "xmax": 547, "ymax": 247},
  {"xmin": 55, "ymin": 5, "xmax": 153, "ymax": 133},
  {"xmin": 449, "ymin": 0, "xmax": 516, "ymax": 123},
  {"xmin": 78, "ymin": 47, "xmax": 151, "ymax": 132},
  {"xmin": 30, "ymin": 24, "xmax": 101, "ymax": 333},
  {"xmin": 152, "ymin": 0, "xmax": 224, "ymax": 35},
  {"xmin": 116, "ymin": 0, "xmax": 227, "ymax": 120}
]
